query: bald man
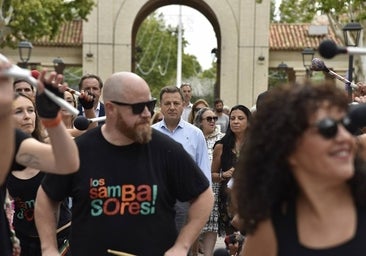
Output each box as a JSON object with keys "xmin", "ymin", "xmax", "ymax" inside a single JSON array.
[{"xmin": 35, "ymin": 72, "xmax": 214, "ymax": 256}]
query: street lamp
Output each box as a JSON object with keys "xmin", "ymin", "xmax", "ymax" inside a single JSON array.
[
  {"xmin": 277, "ymin": 61, "xmax": 289, "ymax": 84},
  {"xmin": 302, "ymin": 47, "xmax": 315, "ymax": 78},
  {"xmin": 343, "ymin": 21, "xmax": 363, "ymax": 102},
  {"xmin": 18, "ymin": 41, "xmax": 33, "ymax": 68},
  {"xmin": 211, "ymin": 48, "xmax": 218, "ymax": 63},
  {"xmin": 53, "ymin": 57, "xmax": 65, "ymax": 74}
]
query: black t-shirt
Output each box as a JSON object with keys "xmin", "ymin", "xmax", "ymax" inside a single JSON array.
[
  {"xmin": 272, "ymin": 200, "xmax": 366, "ymax": 255},
  {"xmin": 0, "ymin": 129, "xmax": 29, "ymax": 256},
  {"xmin": 42, "ymin": 127, "xmax": 209, "ymax": 256},
  {"xmin": 6, "ymin": 171, "xmax": 71, "ymax": 238}
]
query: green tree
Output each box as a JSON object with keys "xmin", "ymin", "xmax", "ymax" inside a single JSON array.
[
  {"xmin": 136, "ymin": 12, "xmax": 203, "ymax": 98},
  {"xmin": 0, "ymin": 0, "xmax": 95, "ymax": 47},
  {"xmin": 270, "ymin": 0, "xmax": 277, "ymax": 22},
  {"xmin": 279, "ymin": 0, "xmax": 316, "ymax": 23}
]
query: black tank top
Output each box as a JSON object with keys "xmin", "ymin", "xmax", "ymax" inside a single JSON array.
[{"xmin": 271, "ymin": 201, "xmax": 366, "ymax": 256}]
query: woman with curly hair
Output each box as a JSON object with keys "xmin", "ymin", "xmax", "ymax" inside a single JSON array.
[{"xmin": 233, "ymin": 81, "xmax": 366, "ymax": 255}]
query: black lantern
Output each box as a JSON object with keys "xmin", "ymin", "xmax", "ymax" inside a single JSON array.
[
  {"xmin": 343, "ymin": 21, "xmax": 363, "ymax": 47},
  {"xmin": 53, "ymin": 57, "xmax": 66, "ymax": 74},
  {"xmin": 211, "ymin": 48, "xmax": 218, "ymax": 63},
  {"xmin": 343, "ymin": 21, "xmax": 363, "ymax": 102},
  {"xmin": 302, "ymin": 47, "xmax": 315, "ymax": 77},
  {"xmin": 277, "ymin": 62, "xmax": 289, "ymax": 82},
  {"xmin": 18, "ymin": 41, "xmax": 33, "ymax": 67}
]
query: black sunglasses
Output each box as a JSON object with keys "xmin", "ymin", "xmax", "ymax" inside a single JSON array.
[
  {"xmin": 203, "ymin": 116, "xmax": 218, "ymax": 122},
  {"xmin": 110, "ymin": 98, "xmax": 157, "ymax": 115},
  {"xmin": 315, "ymin": 116, "xmax": 354, "ymax": 139}
]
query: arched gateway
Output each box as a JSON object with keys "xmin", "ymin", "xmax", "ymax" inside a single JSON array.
[{"xmin": 83, "ymin": 0, "xmax": 270, "ymax": 107}]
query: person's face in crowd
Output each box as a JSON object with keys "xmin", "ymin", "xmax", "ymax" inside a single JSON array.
[
  {"xmin": 215, "ymin": 102, "xmax": 224, "ymax": 113},
  {"xmin": 288, "ymin": 105, "xmax": 356, "ymax": 185},
  {"xmin": 13, "ymin": 95, "xmax": 36, "ymax": 135},
  {"xmin": 201, "ymin": 110, "xmax": 217, "ymax": 135},
  {"xmin": 194, "ymin": 102, "xmax": 208, "ymax": 113},
  {"xmin": 62, "ymin": 91, "xmax": 76, "ymax": 117},
  {"xmin": 180, "ymin": 85, "xmax": 192, "ymax": 104},
  {"xmin": 14, "ymin": 81, "xmax": 34, "ymax": 99},
  {"xmin": 111, "ymin": 91, "xmax": 153, "ymax": 144},
  {"xmin": 160, "ymin": 92, "xmax": 184, "ymax": 124},
  {"xmin": 80, "ymin": 78, "xmax": 101, "ymax": 104},
  {"xmin": 229, "ymin": 109, "xmax": 249, "ymax": 134}
]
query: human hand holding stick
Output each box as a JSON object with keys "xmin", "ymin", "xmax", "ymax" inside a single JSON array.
[{"xmin": 107, "ymin": 249, "xmax": 136, "ymax": 256}]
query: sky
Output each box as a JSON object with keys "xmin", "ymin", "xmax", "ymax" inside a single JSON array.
[
  {"xmin": 157, "ymin": 1, "xmax": 282, "ymax": 70},
  {"xmin": 157, "ymin": 5, "xmax": 217, "ymax": 70}
]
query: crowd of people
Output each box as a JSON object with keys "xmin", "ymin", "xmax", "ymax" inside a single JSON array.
[{"xmin": 2, "ymin": 54, "xmax": 366, "ymax": 256}]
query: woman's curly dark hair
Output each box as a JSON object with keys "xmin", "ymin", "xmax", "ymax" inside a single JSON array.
[{"xmin": 232, "ymin": 81, "xmax": 366, "ymax": 234}]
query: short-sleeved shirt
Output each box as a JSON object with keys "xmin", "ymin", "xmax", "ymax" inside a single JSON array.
[
  {"xmin": 152, "ymin": 118, "xmax": 211, "ymax": 185},
  {"xmin": 41, "ymin": 127, "xmax": 209, "ymax": 256}
]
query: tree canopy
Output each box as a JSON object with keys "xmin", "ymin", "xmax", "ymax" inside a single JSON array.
[
  {"xmin": 0, "ymin": 0, "xmax": 95, "ymax": 47},
  {"xmin": 135, "ymin": 12, "xmax": 203, "ymax": 98}
]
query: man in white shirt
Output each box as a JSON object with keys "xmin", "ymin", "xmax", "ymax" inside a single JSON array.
[{"xmin": 180, "ymin": 83, "xmax": 193, "ymax": 121}]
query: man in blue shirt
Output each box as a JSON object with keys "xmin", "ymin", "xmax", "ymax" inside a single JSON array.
[{"xmin": 152, "ymin": 86, "xmax": 211, "ymax": 232}]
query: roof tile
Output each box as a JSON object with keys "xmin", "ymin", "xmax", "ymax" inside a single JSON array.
[
  {"xmin": 34, "ymin": 20, "xmax": 82, "ymax": 47},
  {"xmin": 270, "ymin": 23, "xmax": 343, "ymax": 51},
  {"xmin": 33, "ymin": 21, "xmax": 343, "ymax": 51}
]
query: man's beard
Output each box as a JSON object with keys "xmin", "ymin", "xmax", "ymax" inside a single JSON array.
[
  {"xmin": 216, "ymin": 108, "xmax": 223, "ymax": 113},
  {"xmin": 115, "ymin": 112, "xmax": 152, "ymax": 144}
]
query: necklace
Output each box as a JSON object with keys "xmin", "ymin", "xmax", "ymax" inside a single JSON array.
[{"xmin": 234, "ymin": 140, "xmax": 243, "ymax": 158}]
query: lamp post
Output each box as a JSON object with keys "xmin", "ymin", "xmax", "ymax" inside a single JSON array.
[
  {"xmin": 343, "ymin": 21, "xmax": 363, "ymax": 102},
  {"xmin": 53, "ymin": 57, "xmax": 65, "ymax": 74},
  {"xmin": 18, "ymin": 41, "xmax": 33, "ymax": 68},
  {"xmin": 301, "ymin": 47, "xmax": 315, "ymax": 78}
]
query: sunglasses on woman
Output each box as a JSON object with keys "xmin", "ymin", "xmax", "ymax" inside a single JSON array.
[
  {"xmin": 315, "ymin": 116, "xmax": 354, "ymax": 139},
  {"xmin": 110, "ymin": 98, "xmax": 157, "ymax": 115},
  {"xmin": 203, "ymin": 116, "xmax": 218, "ymax": 122}
]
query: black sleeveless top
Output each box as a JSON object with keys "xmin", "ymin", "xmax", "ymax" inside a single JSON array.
[{"xmin": 271, "ymin": 201, "xmax": 366, "ymax": 256}]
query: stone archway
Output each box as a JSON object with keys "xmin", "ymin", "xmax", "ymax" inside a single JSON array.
[
  {"xmin": 83, "ymin": 0, "xmax": 270, "ymax": 107},
  {"xmin": 131, "ymin": 0, "xmax": 222, "ymax": 99}
]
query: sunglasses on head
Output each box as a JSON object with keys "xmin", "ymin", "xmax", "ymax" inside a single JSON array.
[
  {"xmin": 315, "ymin": 116, "xmax": 354, "ymax": 139},
  {"xmin": 110, "ymin": 98, "xmax": 157, "ymax": 115},
  {"xmin": 194, "ymin": 107, "xmax": 202, "ymax": 112},
  {"xmin": 203, "ymin": 116, "xmax": 218, "ymax": 122}
]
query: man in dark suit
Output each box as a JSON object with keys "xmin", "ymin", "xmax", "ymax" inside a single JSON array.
[{"xmin": 77, "ymin": 74, "xmax": 105, "ymax": 123}]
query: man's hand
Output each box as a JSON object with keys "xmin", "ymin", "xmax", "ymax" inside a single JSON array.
[{"xmin": 78, "ymin": 90, "xmax": 95, "ymax": 109}]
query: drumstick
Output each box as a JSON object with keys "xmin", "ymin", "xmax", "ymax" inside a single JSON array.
[{"xmin": 107, "ymin": 249, "xmax": 136, "ymax": 256}]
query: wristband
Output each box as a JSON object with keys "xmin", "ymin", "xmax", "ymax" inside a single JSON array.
[{"xmin": 41, "ymin": 112, "xmax": 62, "ymax": 128}]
